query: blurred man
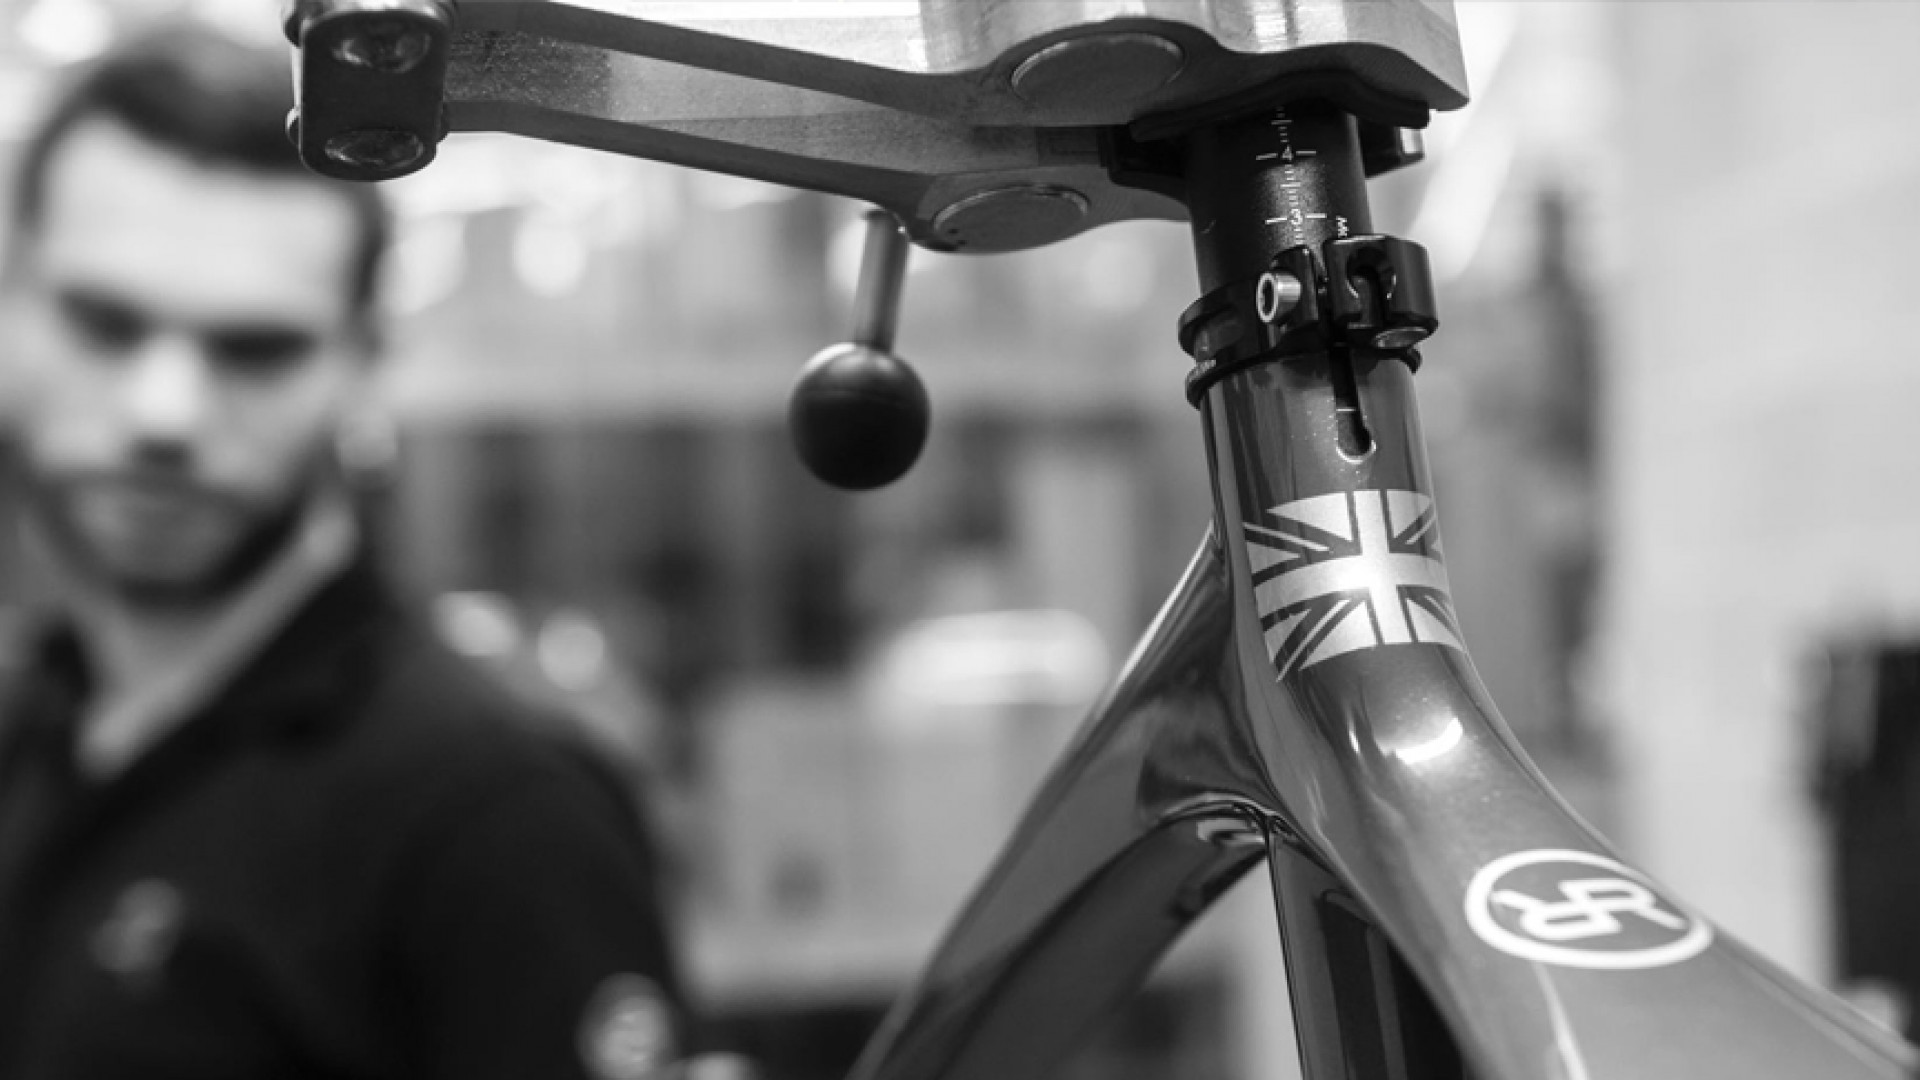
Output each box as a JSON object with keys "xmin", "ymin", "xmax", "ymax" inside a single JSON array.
[{"xmin": 0, "ymin": 26, "xmax": 683, "ymax": 1080}]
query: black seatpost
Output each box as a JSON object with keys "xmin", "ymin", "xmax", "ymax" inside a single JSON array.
[
  {"xmin": 1179, "ymin": 102, "xmax": 1431, "ymax": 469},
  {"xmin": 1178, "ymin": 97, "xmax": 1446, "ymax": 550},
  {"xmin": 1185, "ymin": 101, "xmax": 1373, "ymax": 291}
]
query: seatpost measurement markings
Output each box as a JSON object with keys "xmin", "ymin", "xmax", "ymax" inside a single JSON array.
[
  {"xmin": 1262, "ymin": 109, "xmax": 1305, "ymax": 238},
  {"xmin": 1260, "ymin": 107, "xmax": 1349, "ymax": 240}
]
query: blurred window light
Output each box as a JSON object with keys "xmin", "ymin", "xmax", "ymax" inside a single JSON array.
[
  {"xmin": 18, "ymin": 0, "xmax": 113, "ymax": 63},
  {"xmin": 388, "ymin": 137, "xmax": 645, "ymax": 216},
  {"xmin": 387, "ymin": 138, "xmax": 669, "ymax": 266},
  {"xmin": 1077, "ymin": 235, "xmax": 1155, "ymax": 315},
  {"xmin": 523, "ymin": 148, "xmax": 638, "ymax": 213},
  {"xmin": 433, "ymin": 592, "xmax": 523, "ymax": 660},
  {"xmin": 16, "ymin": 0, "xmax": 282, "ymax": 61},
  {"xmin": 514, "ymin": 211, "xmax": 592, "ymax": 298},
  {"xmin": 388, "ymin": 137, "xmax": 533, "ymax": 219},
  {"xmin": 0, "ymin": 70, "xmax": 47, "ymax": 144},
  {"xmin": 183, "ymin": 0, "xmax": 285, "ymax": 46},
  {"xmin": 870, "ymin": 608, "xmax": 1112, "ymax": 720},
  {"xmin": 593, "ymin": 186, "xmax": 652, "ymax": 251},
  {"xmin": 1426, "ymin": 0, "xmax": 1521, "ymax": 157},
  {"xmin": 1412, "ymin": 116, "xmax": 1517, "ymax": 284},
  {"xmin": 690, "ymin": 172, "xmax": 796, "ymax": 213},
  {"xmin": 537, "ymin": 610, "xmax": 609, "ymax": 693},
  {"xmin": 1405, "ymin": 0, "xmax": 1521, "ymax": 284},
  {"xmin": 387, "ymin": 214, "xmax": 470, "ymax": 316}
]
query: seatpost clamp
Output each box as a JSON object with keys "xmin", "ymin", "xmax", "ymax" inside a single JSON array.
[{"xmin": 1178, "ymin": 234, "xmax": 1438, "ymax": 404}]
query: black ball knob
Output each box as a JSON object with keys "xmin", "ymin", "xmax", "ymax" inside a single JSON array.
[{"xmin": 789, "ymin": 342, "xmax": 929, "ymax": 490}]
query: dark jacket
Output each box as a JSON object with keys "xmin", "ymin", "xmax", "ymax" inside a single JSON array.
[{"xmin": 0, "ymin": 560, "xmax": 683, "ymax": 1079}]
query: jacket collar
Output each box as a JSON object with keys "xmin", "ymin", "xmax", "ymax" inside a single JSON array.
[
  {"xmin": 15, "ymin": 548, "xmax": 397, "ymax": 771},
  {"xmin": 0, "ymin": 551, "xmax": 399, "ymax": 876}
]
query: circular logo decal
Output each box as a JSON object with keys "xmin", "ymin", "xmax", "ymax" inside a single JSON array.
[
  {"xmin": 578, "ymin": 974, "xmax": 676, "ymax": 1080},
  {"xmin": 1464, "ymin": 849, "xmax": 1712, "ymax": 970}
]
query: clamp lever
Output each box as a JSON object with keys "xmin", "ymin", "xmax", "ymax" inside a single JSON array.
[{"xmin": 789, "ymin": 211, "xmax": 930, "ymax": 491}]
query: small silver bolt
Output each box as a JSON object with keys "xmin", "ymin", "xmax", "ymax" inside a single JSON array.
[
  {"xmin": 1256, "ymin": 271, "xmax": 1302, "ymax": 324},
  {"xmin": 324, "ymin": 128, "xmax": 427, "ymax": 175},
  {"xmin": 331, "ymin": 16, "xmax": 435, "ymax": 74}
]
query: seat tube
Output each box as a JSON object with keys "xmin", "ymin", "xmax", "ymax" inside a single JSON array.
[
  {"xmin": 1182, "ymin": 101, "xmax": 1456, "ymax": 834},
  {"xmin": 1182, "ymin": 103, "xmax": 1465, "ymax": 1080}
]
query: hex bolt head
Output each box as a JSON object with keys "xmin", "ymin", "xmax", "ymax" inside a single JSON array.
[
  {"xmin": 331, "ymin": 16, "xmax": 435, "ymax": 74},
  {"xmin": 324, "ymin": 128, "xmax": 427, "ymax": 176},
  {"xmin": 1256, "ymin": 271, "xmax": 1303, "ymax": 324}
]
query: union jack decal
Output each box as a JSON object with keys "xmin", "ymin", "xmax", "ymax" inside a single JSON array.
[{"xmin": 1244, "ymin": 489, "xmax": 1465, "ymax": 679}]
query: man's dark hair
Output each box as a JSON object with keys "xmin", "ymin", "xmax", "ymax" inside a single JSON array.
[{"xmin": 8, "ymin": 24, "xmax": 390, "ymax": 317}]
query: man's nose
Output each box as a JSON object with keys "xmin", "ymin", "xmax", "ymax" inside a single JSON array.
[{"xmin": 120, "ymin": 334, "xmax": 214, "ymax": 443}]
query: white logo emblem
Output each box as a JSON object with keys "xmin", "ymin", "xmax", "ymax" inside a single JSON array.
[
  {"xmin": 91, "ymin": 878, "xmax": 186, "ymax": 991},
  {"xmin": 1243, "ymin": 490, "xmax": 1464, "ymax": 678},
  {"xmin": 1465, "ymin": 850, "xmax": 1712, "ymax": 969},
  {"xmin": 579, "ymin": 974, "xmax": 676, "ymax": 1080}
]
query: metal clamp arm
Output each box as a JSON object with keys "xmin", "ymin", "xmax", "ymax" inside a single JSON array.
[{"xmin": 286, "ymin": 0, "xmax": 1467, "ymax": 251}]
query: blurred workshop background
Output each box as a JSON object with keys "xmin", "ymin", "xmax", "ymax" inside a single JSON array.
[{"xmin": 4, "ymin": 2, "xmax": 1920, "ymax": 1077}]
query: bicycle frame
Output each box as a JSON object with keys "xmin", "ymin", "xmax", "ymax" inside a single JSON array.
[{"xmin": 286, "ymin": 3, "xmax": 1920, "ymax": 1078}]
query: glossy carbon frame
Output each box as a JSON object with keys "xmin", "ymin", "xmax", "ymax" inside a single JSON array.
[
  {"xmin": 282, "ymin": 3, "xmax": 1920, "ymax": 1076},
  {"xmin": 849, "ymin": 103, "xmax": 1918, "ymax": 1080}
]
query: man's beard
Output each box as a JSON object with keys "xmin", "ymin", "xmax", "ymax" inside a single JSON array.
[{"xmin": 24, "ymin": 451, "xmax": 330, "ymax": 612}]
